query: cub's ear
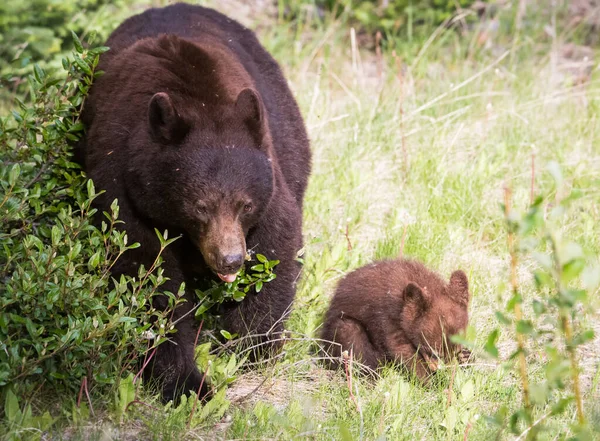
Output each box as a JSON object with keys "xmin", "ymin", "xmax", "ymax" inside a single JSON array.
[
  {"xmin": 235, "ymin": 88, "xmax": 268, "ymax": 147},
  {"xmin": 148, "ymin": 92, "xmax": 188, "ymax": 143},
  {"xmin": 403, "ymin": 282, "xmax": 431, "ymax": 312},
  {"xmin": 449, "ymin": 270, "xmax": 470, "ymax": 306}
]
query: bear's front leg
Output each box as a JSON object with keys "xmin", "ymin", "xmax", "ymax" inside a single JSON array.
[
  {"xmin": 388, "ymin": 341, "xmax": 433, "ymax": 382},
  {"xmin": 221, "ymin": 255, "xmax": 300, "ymax": 358},
  {"xmin": 142, "ymin": 273, "xmax": 209, "ymax": 403}
]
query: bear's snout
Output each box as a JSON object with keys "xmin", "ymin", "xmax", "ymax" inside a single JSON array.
[
  {"xmin": 220, "ymin": 253, "xmax": 244, "ymax": 273},
  {"xmin": 195, "ymin": 214, "xmax": 247, "ymax": 279}
]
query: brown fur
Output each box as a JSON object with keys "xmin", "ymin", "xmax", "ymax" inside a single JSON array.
[
  {"xmin": 321, "ymin": 259, "xmax": 470, "ymax": 381},
  {"xmin": 76, "ymin": 4, "xmax": 311, "ymax": 402}
]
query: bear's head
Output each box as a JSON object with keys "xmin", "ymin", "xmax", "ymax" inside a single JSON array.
[
  {"xmin": 400, "ymin": 270, "xmax": 470, "ymax": 365},
  {"xmin": 125, "ymin": 85, "xmax": 274, "ymax": 282}
]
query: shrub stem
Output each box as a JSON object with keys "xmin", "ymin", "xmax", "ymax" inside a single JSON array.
[{"xmin": 504, "ymin": 187, "xmax": 531, "ymax": 410}]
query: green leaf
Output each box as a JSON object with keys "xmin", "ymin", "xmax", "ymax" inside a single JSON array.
[
  {"xmin": 118, "ymin": 374, "xmax": 136, "ymax": 415},
  {"xmin": 220, "ymin": 330, "xmax": 232, "ymax": 340},
  {"xmin": 88, "ymin": 251, "xmax": 101, "ymax": 269},
  {"xmin": 33, "ymin": 64, "xmax": 46, "ymax": 83},
  {"xmin": 571, "ymin": 330, "xmax": 595, "ymax": 347},
  {"xmin": 5, "ymin": 389, "xmax": 20, "ymax": 422},
  {"xmin": 338, "ymin": 424, "xmax": 354, "ymax": 441},
  {"xmin": 8, "ymin": 164, "xmax": 20, "ymax": 186},
  {"xmin": 532, "ymin": 299, "xmax": 546, "ymax": 316},
  {"xmin": 51, "ymin": 225, "xmax": 62, "ymax": 246},
  {"xmin": 484, "ymin": 329, "xmax": 500, "ymax": 358},
  {"xmin": 533, "ymin": 270, "xmax": 553, "ymax": 289},
  {"xmin": 460, "ymin": 380, "xmax": 475, "ymax": 401},
  {"xmin": 118, "ymin": 317, "xmax": 137, "ymax": 323},
  {"xmin": 551, "ymin": 397, "xmax": 573, "ymax": 416},
  {"xmin": 11, "ymin": 111, "xmax": 23, "ymax": 123},
  {"xmin": 495, "ymin": 311, "xmax": 511, "ymax": 325},
  {"xmin": 256, "ymin": 254, "xmax": 267, "ymax": 263},
  {"xmin": 71, "ymin": 30, "xmax": 84, "ymax": 53},
  {"xmin": 516, "ymin": 320, "xmax": 534, "ymax": 335},
  {"xmin": 255, "ymin": 280, "xmax": 263, "ymax": 293},
  {"xmin": 506, "ymin": 292, "xmax": 522, "ymax": 312},
  {"xmin": 87, "ymin": 179, "xmax": 95, "ymax": 198},
  {"xmin": 74, "ymin": 55, "xmax": 92, "ymax": 75},
  {"xmin": 561, "ymin": 258, "xmax": 585, "ymax": 283}
]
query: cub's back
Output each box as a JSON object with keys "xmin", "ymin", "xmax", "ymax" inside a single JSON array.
[{"xmin": 326, "ymin": 259, "xmax": 449, "ymax": 320}]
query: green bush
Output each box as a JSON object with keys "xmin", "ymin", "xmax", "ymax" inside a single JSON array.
[
  {"xmin": 0, "ymin": 32, "xmax": 283, "ymax": 436},
  {"xmin": 469, "ymin": 166, "xmax": 599, "ymax": 440},
  {"xmin": 281, "ymin": 0, "xmax": 486, "ymax": 36},
  {"xmin": 0, "ymin": 35, "xmax": 179, "ymax": 411},
  {"xmin": 0, "ymin": 0, "xmax": 141, "ymax": 108}
]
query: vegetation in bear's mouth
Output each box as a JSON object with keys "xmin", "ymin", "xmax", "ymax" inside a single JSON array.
[
  {"xmin": 1, "ymin": 1, "xmax": 600, "ymax": 440},
  {"xmin": 195, "ymin": 253, "xmax": 280, "ymax": 326}
]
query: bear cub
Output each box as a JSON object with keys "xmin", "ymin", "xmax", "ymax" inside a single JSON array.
[{"xmin": 321, "ymin": 259, "xmax": 471, "ymax": 381}]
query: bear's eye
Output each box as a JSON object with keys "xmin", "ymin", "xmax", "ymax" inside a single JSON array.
[
  {"xmin": 243, "ymin": 203, "xmax": 253, "ymax": 213},
  {"xmin": 196, "ymin": 204, "xmax": 207, "ymax": 215}
]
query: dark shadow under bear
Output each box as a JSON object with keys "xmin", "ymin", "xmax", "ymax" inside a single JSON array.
[
  {"xmin": 321, "ymin": 259, "xmax": 470, "ymax": 381},
  {"xmin": 77, "ymin": 4, "xmax": 311, "ymax": 402}
]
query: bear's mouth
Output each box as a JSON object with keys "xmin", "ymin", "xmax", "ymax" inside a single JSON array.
[{"xmin": 217, "ymin": 272, "xmax": 238, "ymax": 283}]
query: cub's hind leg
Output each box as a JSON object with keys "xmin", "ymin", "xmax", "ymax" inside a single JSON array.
[{"xmin": 321, "ymin": 316, "xmax": 383, "ymax": 373}]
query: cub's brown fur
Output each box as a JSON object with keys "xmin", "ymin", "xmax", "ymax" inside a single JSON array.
[{"xmin": 321, "ymin": 259, "xmax": 470, "ymax": 380}]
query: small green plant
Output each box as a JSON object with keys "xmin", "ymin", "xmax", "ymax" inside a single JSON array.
[{"xmin": 481, "ymin": 163, "xmax": 598, "ymax": 440}]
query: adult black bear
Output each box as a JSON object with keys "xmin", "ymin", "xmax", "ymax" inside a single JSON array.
[{"xmin": 77, "ymin": 3, "xmax": 311, "ymax": 402}]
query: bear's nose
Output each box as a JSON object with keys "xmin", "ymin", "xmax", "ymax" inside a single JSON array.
[{"xmin": 220, "ymin": 254, "xmax": 244, "ymax": 273}]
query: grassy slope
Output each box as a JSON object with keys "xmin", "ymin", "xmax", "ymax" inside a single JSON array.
[{"xmin": 3, "ymin": 1, "xmax": 600, "ymax": 440}]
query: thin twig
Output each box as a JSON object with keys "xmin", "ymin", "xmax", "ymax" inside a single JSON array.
[
  {"xmin": 125, "ymin": 399, "xmax": 160, "ymax": 413},
  {"xmin": 193, "ymin": 319, "xmax": 204, "ymax": 349},
  {"xmin": 464, "ymin": 421, "xmax": 473, "ymax": 441},
  {"xmin": 77, "ymin": 376, "xmax": 85, "ymax": 408},
  {"xmin": 133, "ymin": 346, "xmax": 157, "ymax": 385},
  {"xmin": 83, "ymin": 376, "xmax": 95, "ymax": 417},
  {"xmin": 345, "ymin": 224, "xmax": 353, "ymax": 251},
  {"xmin": 187, "ymin": 366, "xmax": 209, "ymax": 429},
  {"xmin": 343, "ymin": 349, "xmax": 359, "ymax": 411}
]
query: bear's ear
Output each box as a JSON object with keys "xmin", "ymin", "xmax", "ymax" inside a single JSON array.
[
  {"xmin": 403, "ymin": 282, "xmax": 431, "ymax": 313},
  {"xmin": 235, "ymin": 88, "xmax": 267, "ymax": 144},
  {"xmin": 148, "ymin": 92, "xmax": 188, "ymax": 144},
  {"xmin": 449, "ymin": 270, "xmax": 470, "ymax": 306}
]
